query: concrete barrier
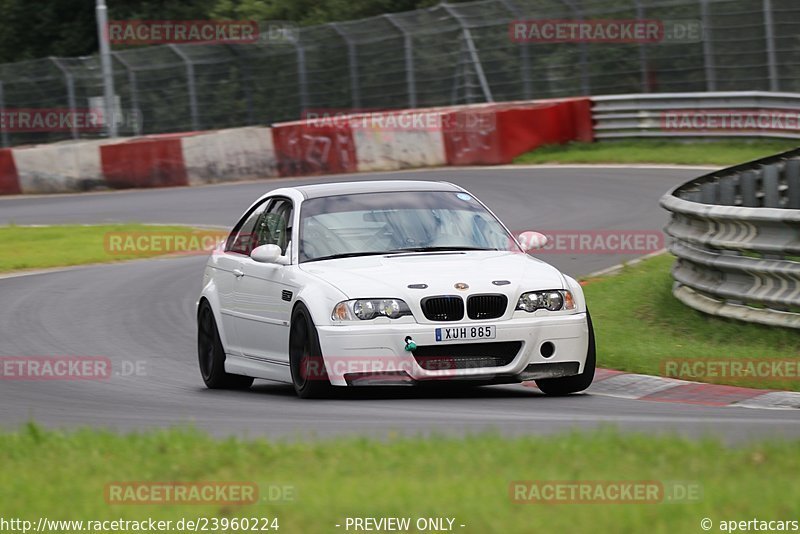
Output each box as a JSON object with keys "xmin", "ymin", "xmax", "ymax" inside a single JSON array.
[
  {"xmin": 0, "ymin": 149, "xmax": 20, "ymax": 195},
  {"xmin": 272, "ymin": 122, "xmax": 356, "ymax": 177},
  {"xmin": 182, "ymin": 127, "xmax": 277, "ymax": 185},
  {"xmin": 101, "ymin": 137, "xmax": 188, "ymax": 189},
  {"xmin": 443, "ymin": 99, "xmax": 593, "ymax": 166},
  {"xmin": 13, "ymin": 140, "xmax": 106, "ymax": 193},
  {"xmin": 352, "ymin": 110, "xmax": 447, "ymax": 172},
  {"xmin": 0, "ymin": 98, "xmax": 595, "ymax": 195}
]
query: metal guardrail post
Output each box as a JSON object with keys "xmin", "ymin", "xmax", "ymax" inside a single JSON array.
[
  {"xmin": 788, "ymin": 160, "xmax": 800, "ymax": 209},
  {"xmin": 0, "ymin": 81, "xmax": 8, "ymax": 148},
  {"xmin": 50, "ymin": 57, "xmax": 79, "ymax": 140},
  {"xmin": 384, "ymin": 14, "xmax": 417, "ymax": 108},
  {"xmin": 168, "ymin": 44, "xmax": 200, "ymax": 132},
  {"xmin": 441, "ymin": 3, "xmax": 494, "ymax": 103},
  {"xmin": 740, "ymin": 170, "xmax": 758, "ymax": 207},
  {"xmin": 331, "ymin": 23, "xmax": 361, "ymax": 110},
  {"xmin": 112, "ymin": 52, "xmax": 142, "ymax": 136},
  {"xmin": 763, "ymin": 0, "xmax": 779, "ymax": 91},
  {"xmin": 763, "ymin": 164, "xmax": 780, "ymax": 207},
  {"xmin": 699, "ymin": 0, "xmax": 717, "ymax": 91}
]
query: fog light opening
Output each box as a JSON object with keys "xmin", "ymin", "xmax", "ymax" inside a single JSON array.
[{"xmin": 540, "ymin": 341, "xmax": 555, "ymax": 359}]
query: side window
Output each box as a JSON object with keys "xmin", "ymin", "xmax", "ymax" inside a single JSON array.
[
  {"xmin": 254, "ymin": 198, "xmax": 293, "ymax": 255},
  {"xmin": 226, "ymin": 201, "xmax": 268, "ymax": 255}
]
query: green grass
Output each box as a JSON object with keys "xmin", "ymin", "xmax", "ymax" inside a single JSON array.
[
  {"xmin": 0, "ymin": 224, "xmax": 224, "ymax": 272},
  {"xmin": 1, "ymin": 424, "xmax": 799, "ymax": 533},
  {"xmin": 514, "ymin": 139, "xmax": 800, "ymax": 166},
  {"xmin": 584, "ymin": 254, "xmax": 800, "ymax": 390}
]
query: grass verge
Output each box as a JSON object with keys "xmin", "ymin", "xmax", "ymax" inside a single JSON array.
[
  {"xmin": 2, "ymin": 424, "xmax": 799, "ymax": 533},
  {"xmin": 514, "ymin": 139, "xmax": 800, "ymax": 166},
  {"xmin": 583, "ymin": 253, "xmax": 800, "ymax": 390},
  {"xmin": 0, "ymin": 224, "xmax": 223, "ymax": 273}
]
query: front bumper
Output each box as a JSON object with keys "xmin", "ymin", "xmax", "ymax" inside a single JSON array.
[{"xmin": 316, "ymin": 312, "xmax": 589, "ymax": 386}]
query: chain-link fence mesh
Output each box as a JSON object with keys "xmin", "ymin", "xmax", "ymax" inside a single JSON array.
[{"xmin": 1, "ymin": 0, "xmax": 800, "ymax": 147}]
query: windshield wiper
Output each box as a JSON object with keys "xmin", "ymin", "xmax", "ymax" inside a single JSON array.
[
  {"xmin": 303, "ymin": 246, "xmax": 497, "ymax": 263},
  {"xmin": 386, "ymin": 246, "xmax": 497, "ymax": 253},
  {"xmin": 302, "ymin": 251, "xmax": 393, "ymax": 263}
]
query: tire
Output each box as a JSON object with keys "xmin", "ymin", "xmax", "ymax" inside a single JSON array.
[
  {"xmin": 289, "ymin": 304, "xmax": 333, "ymax": 399},
  {"xmin": 197, "ymin": 301, "xmax": 254, "ymax": 390},
  {"xmin": 535, "ymin": 310, "xmax": 596, "ymax": 396}
]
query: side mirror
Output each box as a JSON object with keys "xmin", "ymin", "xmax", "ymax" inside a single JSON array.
[
  {"xmin": 251, "ymin": 244, "xmax": 289, "ymax": 264},
  {"xmin": 517, "ymin": 231, "xmax": 549, "ymax": 252}
]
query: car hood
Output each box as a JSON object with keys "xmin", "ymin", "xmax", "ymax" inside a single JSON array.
[{"xmin": 299, "ymin": 250, "xmax": 565, "ymax": 300}]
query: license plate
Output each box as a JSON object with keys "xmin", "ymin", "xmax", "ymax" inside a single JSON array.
[{"xmin": 435, "ymin": 325, "xmax": 496, "ymax": 342}]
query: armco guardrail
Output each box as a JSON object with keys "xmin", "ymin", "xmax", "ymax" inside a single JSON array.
[
  {"xmin": 593, "ymin": 91, "xmax": 800, "ymax": 139},
  {"xmin": 660, "ymin": 149, "xmax": 800, "ymax": 329}
]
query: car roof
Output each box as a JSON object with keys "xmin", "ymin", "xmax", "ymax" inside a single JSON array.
[{"xmin": 293, "ymin": 180, "xmax": 464, "ymax": 199}]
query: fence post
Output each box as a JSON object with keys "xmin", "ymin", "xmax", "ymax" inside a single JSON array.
[
  {"xmin": 384, "ymin": 14, "xmax": 417, "ymax": 108},
  {"xmin": 499, "ymin": 0, "xmax": 532, "ymax": 100},
  {"xmin": 50, "ymin": 57, "xmax": 78, "ymax": 140},
  {"xmin": 95, "ymin": 0, "xmax": 118, "ymax": 138},
  {"xmin": 441, "ymin": 3, "xmax": 494, "ymax": 103},
  {"xmin": 112, "ymin": 52, "xmax": 142, "ymax": 136},
  {"xmin": 450, "ymin": 40, "xmax": 473, "ymax": 104},
  {"xmin": 635, "ymin": 0, "xmax": 649, "ymax": 92},
  {"xmin": 168, "ymin": 44, "xmax": 200, "ymax": 132},
  {"xmin": 331, "ymin": 23, "xmax": 361, "ymax": 109},
  {"xmin": 559, "ymin": 0, "xmax": 590, "ymax": 96},
  {"xmin": 294, "ymin": 40, "xmax": 309, "ymax": 116},
  {"xmin": 699, "ymin": 0, "xmax": 717, "ymax": 91},
  {"xmin": 763, "ymin": 0, "xmax": 779, "ymax": 91},
  {"xmin": 227, "ymin": 45, "xmax": 255, "ymax": 126},
  {"xmin": 0, "ymin": 81, "xmax": 8, "ymax": 148}
]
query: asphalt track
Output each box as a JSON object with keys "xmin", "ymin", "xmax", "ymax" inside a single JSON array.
[{"xmin": 1, "ymin": 166, "xmax": 799, "ymax": 442}]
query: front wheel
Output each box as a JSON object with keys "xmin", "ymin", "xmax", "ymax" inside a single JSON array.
[
  {"xmin": 197, "ymin": 301, "xmax": 254, "ymax": 390},
  {"xmin": 535, "ymin": 310, "xmax": 596, "ymax": 396},
  {"xmin": 289, "ymin": 304, "xmax": 333, "ymax": 399}
]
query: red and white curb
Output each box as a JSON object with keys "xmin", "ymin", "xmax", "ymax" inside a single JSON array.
[{"xmin": 528, "ymin": 368, "xmax": 800, "ymax": 409}]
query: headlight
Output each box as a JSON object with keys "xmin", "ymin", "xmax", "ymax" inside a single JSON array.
[
  {"xmin": 516, "ymin": 290, "xmax": 576, "ymax": 312},
  {"xmin": 332, "ymin": 299, "xmax": 412, "ymax": 321}
]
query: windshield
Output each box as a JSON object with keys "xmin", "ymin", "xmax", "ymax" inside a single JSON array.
[{"xmin": 299, "ymin": 190, "xmax": 519, "ymax": 263}]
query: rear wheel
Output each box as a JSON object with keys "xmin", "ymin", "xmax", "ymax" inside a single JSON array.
[
  {"xmin": 197, "ymin": 301, "xmax": 254, "ymax": 390},
  {"xmin": 535, "ymin": 310, "xmax": 596, "ymax": 396},
  {"xmin": 289, "ymin": 304, "xmax": 333, "ymax": 399}
]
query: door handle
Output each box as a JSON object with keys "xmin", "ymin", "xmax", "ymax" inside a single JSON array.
[{"xmin": 233, "ymin": 269, "xmax": 245, "ymax": 278}]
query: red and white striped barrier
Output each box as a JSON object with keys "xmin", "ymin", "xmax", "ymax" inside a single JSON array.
[{"xmin": 0, "ymin": 98, "xmax": 592, "ymax": 195}]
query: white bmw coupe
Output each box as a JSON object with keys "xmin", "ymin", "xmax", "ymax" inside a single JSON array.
[{"xmin": 198, "ymin": 180, "xmax": 595, "ymax": 398}]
